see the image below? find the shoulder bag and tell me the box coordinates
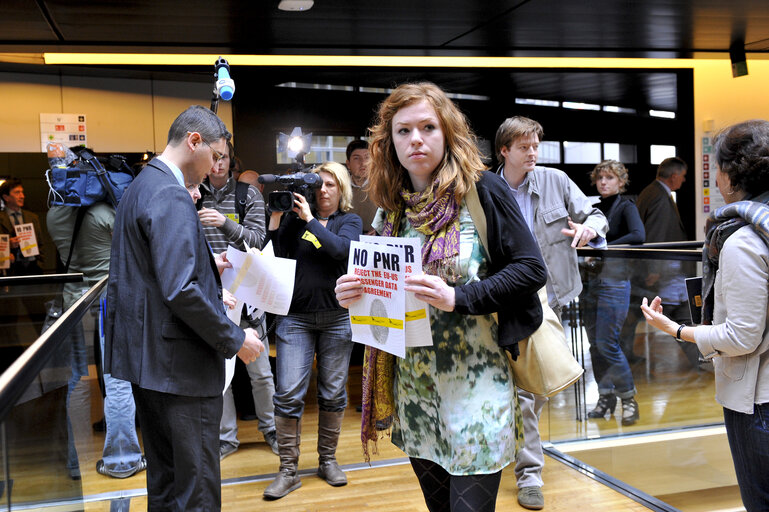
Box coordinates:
[465,182,584,397]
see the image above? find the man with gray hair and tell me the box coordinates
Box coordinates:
[494,116,608,510]
[105,105,265,511]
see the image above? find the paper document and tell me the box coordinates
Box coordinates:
[360,236,432,348]
[347,241,406,358]
[221,242,296,316]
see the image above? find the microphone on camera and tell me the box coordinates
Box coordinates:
[257,174,278,185]
[214,57,235,101]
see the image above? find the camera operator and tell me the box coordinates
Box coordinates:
[262,161,361,500]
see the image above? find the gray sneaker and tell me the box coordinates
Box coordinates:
[264,429,279,455]
[518,486,544,510]
[219,443,238,461]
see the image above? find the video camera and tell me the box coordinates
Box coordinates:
[257,171,322,212]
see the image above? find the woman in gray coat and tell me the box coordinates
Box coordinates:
[641,119,769,511]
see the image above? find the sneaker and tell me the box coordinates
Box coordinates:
[96,456,147,479]
[518,486,544,510]
[264,430,279,455]
[219,443,238,461]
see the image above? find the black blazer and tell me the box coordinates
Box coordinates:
[454,171,547,353]
[104,158,244,398]
[636,180,687,242]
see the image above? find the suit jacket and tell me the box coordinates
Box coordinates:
[635,180,687,242]
[0,208,45,265]
[104,158,244,398]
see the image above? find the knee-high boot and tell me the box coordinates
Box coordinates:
[263,416,302,499]
[317,410,347,486]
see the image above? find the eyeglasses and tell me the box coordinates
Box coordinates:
[201,139,225,163]
[188,131,225,162]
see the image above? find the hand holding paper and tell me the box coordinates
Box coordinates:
[404,274,455,312]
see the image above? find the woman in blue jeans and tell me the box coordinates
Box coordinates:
[262,161,362,500]
[581,160,645,425]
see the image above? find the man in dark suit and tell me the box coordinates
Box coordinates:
[0,178,45,276]
[624,157,700,367]
[105,105,264,511]
[635,156,688,243]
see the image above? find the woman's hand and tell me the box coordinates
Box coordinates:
[293,192,313,223]
[335,274,364,308]
[640,296,679,336]
[198,207,227,228]
[405,274,455,312]
[268,210,283,231]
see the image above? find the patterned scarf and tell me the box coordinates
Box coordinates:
[361,178,461,461]
[702,191,769,324]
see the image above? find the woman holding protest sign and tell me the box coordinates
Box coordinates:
[334,82,546,512]
[262,161,361,500]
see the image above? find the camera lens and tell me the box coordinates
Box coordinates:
[269,191,294,212]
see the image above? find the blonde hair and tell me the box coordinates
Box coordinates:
[315,161,353,212]
[367,82,485,212]
[590,160,629,193]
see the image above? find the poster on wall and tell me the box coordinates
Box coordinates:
[702,135,725,214]
[40,113,87,153]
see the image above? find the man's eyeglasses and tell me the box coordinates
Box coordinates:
[201,139,225,163]
[188,131,225,162]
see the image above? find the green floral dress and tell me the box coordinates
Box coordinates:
[391,204,523,475]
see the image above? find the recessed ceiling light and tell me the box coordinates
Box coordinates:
[278,0,314,11]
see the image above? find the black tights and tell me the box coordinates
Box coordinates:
[409,457,502,512]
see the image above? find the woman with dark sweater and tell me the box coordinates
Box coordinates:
[582,160,645,425]
[262,161,362,499]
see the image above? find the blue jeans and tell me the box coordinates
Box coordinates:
[581,277,636,398]
[724,404,769,511]
[274,310,353,418]
[220,337,276,448]
[99,299,143,474]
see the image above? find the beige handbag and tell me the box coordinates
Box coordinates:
[465,183,584,397]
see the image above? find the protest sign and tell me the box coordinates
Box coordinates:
[14,223,39,257]
[360,236,432,347]
[347,240,406,358]
[0,234,10,269]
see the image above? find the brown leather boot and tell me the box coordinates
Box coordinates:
[317,410,347,486]
[263,416,302,499]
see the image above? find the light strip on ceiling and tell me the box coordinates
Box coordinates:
[42,53,706,69]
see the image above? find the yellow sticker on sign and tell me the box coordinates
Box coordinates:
[350,315,404,330]
[301,230,322,248]
[405,309,426,321]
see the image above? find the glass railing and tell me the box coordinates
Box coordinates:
[541,243,744,511]
[0,274,104,511]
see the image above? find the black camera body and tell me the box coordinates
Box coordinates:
[258,171,322,212]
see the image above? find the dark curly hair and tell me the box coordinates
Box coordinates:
[714,120,769,197]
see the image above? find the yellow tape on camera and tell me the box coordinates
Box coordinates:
[350,315,404,330]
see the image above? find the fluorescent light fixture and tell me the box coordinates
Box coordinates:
[42,54,703,69]
[278,0,314,11]
[649,109,676,119]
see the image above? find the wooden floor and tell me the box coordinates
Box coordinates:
[3,324,745,511]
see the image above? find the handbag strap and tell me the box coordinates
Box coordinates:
[464,182,490,263]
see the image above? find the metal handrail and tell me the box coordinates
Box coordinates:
[0,276,107,423]
[0,273,85,286]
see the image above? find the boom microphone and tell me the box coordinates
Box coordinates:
[214,57,235,101]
